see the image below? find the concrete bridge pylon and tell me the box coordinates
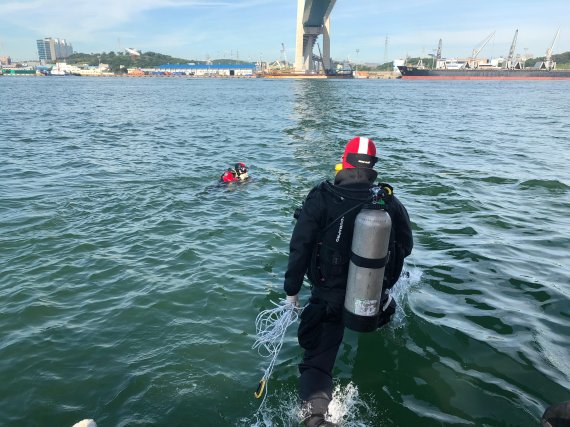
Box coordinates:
[294,0,337,74]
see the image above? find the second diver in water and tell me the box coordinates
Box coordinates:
[220,162,249,183]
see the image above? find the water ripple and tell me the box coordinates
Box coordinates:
[1,77,569,426]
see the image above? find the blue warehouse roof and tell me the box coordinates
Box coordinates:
[158,63,256,70]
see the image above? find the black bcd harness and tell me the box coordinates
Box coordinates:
[294,181,396,290]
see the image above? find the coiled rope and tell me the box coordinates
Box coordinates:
[252,300,302,406]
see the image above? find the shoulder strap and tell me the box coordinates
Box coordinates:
[293,182,325,219]
[322,200,367,233]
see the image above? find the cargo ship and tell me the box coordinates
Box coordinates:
[397,65,570,80]
[398,29,570,80]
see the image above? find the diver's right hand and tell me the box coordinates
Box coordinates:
[285,294,299,308]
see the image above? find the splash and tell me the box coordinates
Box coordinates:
[240,382,378,427]
[239,388,299,427]
[325,382,378,426]
[388,266,423,329]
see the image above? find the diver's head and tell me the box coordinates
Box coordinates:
[234,162,249,180]
[341,137,378,169]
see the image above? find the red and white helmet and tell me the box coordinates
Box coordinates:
[235,162,248,176]
[341,137,378,169]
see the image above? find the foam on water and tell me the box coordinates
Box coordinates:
[240,388,298,427]
[388,266,423,329]
[535,330,570,383]
[325,383,378,426]
[242,382,378,427]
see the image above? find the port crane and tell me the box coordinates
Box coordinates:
[469,31,495,68]
[427,39,442,68]
[316,42,327,74]
[434,38,442,68]
[269,43,292,70]
[436,38,442,60]
[544,28,560,70]
[504,29,519,69]
[472,31,495,58]
[280,43,289,68]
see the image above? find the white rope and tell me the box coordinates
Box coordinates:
[252,300,302,407]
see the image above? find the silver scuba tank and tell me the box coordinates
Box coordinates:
[343,188,392,332]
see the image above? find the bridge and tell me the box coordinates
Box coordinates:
[294,0,337,74]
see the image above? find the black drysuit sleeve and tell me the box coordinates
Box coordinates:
[283,187,324,296]
[383,194,414,288]
[391,195,413,257]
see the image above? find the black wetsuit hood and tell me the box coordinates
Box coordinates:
[333,168,377,187]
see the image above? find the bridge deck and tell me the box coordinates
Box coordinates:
[304,0,335,26]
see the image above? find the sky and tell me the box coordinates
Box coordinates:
[0,0,569,63]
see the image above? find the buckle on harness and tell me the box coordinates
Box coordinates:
[370,186,387,206]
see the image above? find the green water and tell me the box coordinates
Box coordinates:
[1,77,569,426]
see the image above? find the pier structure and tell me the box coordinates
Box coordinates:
[294,0,336,74]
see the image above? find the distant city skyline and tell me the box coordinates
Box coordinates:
[36,37,74,62]
[0,0,568,63]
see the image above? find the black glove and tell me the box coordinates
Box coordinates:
[377,294,396,329]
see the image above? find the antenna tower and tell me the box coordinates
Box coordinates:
[384,35,389,64]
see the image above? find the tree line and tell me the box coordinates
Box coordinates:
[66,51,250,73]
[65,50,569,73]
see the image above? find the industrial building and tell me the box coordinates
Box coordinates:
[36,38,74,62]
[153,63,257,76]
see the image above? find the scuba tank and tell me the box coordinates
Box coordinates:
[343,186,392,332]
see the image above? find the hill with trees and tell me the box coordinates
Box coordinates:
[66,51,251,73]
[65,49,570,73]
[66,51,200,72]
[525,51,570,69]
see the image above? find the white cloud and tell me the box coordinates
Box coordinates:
[0,0,280,35]
[0,0,285,58]
[0,1,43,13]
[1,0,568,62]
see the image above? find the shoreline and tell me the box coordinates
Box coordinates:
[1,72,401,79]
[2,64,400,80]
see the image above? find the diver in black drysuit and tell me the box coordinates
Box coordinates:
[283,147,413,426]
